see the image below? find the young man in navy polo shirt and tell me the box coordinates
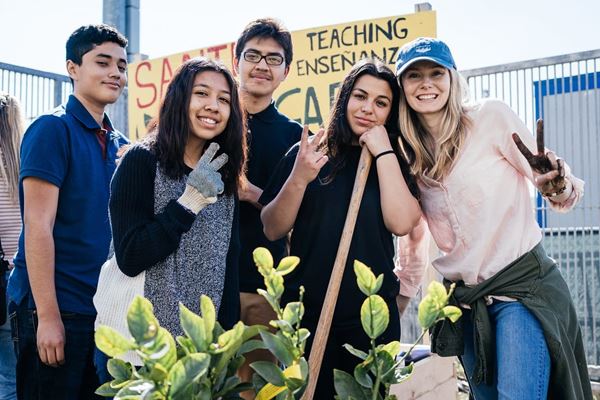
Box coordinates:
[233,18,303,397]
[8,24,129,399]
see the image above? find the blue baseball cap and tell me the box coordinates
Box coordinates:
[395,37,457,77]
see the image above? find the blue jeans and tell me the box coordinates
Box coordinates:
[461,301,550,400]
[10,301,101,399]
[0,274,17,400]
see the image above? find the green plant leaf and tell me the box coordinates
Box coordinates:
[297,328,310,344]
[360,295,389,339]
[354,260,377,296]
[199,295,216,343]
[282,301,304,326]
[373,274,384,294]
[276,256,300,276]
[342,344,368,361]
[259,330,294,366]
[393,362,414,385]
[95,381,119,397]
[127,296,160,344]
[253,247,274,276]
[417,295,439,329]
[353,363,373,388]
[427,281,448,307]
[95,326,136,357]
[139,327,177,370]
[179,302,207,352]
[239,339,267,355]
[227,354,246,376]
[266,272,285,299]
[442,305,462,323]
[270,319,295,335]
[333,369,368,400]
[109,379,130,390]
[176,336,196,355]
[378,351,401,385]
[284,376,305,392]
[114,379,156,399]
[106,358,133,381]
[250,361,286,386]
[167,353,210,398]
[241,324,268,342]
[214,321,245,354]
[148,362,169,382]
[381,341,402,359]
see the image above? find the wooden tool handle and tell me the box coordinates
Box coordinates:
[302,146,373,400]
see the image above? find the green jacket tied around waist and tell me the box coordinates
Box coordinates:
[430,242,592,400]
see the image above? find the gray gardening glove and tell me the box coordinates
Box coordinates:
[177,142,229,214]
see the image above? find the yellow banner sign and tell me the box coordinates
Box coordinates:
[127,11,436,140]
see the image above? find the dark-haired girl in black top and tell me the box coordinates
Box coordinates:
[259,58,421,398]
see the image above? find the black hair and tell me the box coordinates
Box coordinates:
[234,18,293,66]
[145,57,246,196]
[66,24,128,65]
[324,58,418,196]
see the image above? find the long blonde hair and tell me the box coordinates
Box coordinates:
[0,92,24,202]
[398,69,472,181]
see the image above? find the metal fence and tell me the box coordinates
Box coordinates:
[0,61,128,133]
[401,49,600,366]
[0,62,72,123]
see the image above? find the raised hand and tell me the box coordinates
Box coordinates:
[178,142,228,214]
[290,125,328,186]
[512,119,566,197]
[358,125,393,157]
[187,142,228,198]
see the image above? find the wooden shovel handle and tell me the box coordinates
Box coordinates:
[302,146,373,400]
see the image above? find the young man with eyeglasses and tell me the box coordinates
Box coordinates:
[233,18,302,397]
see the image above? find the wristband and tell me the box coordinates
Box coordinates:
[374,149,395,161]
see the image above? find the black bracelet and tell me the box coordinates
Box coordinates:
[374,149,395,161]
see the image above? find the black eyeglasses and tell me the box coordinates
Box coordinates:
[243,50,285,66]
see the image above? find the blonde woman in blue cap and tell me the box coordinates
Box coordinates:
[393,37,591,400]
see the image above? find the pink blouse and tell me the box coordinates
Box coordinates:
[395,99,584,297]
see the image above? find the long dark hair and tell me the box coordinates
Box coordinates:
[324,58,416,196]
[145,57,246,196]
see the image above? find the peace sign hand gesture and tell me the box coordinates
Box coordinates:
[512,119,567,198]
[290,125,328,186]
[188,142,228,198]
[178,142,228,214]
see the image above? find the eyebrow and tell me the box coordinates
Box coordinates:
[192,83,231,95]
[353,87,391,102]
[96,53,128,65]
[245,48,284,57]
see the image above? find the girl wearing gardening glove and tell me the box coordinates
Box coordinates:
[93,58,246,382]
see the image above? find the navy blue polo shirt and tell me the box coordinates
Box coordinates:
[239,102,302,292]
[9,95,129,315]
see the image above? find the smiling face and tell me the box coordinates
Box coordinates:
[400,60,451,118]
[346,74,393,137]
[67,41,127,108]
[187,70,231,149]
[234,37,289,99]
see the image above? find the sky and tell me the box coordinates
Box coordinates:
[2,0,599,76]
